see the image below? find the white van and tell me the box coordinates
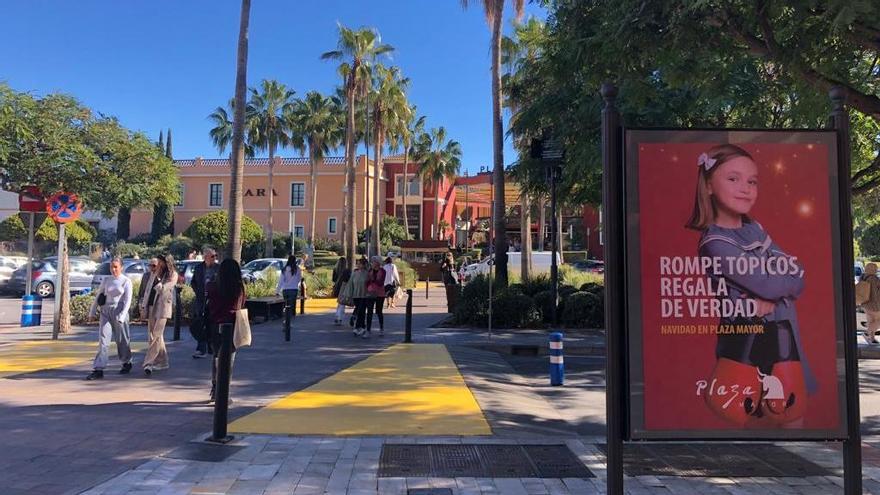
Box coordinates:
[461,251,563,282]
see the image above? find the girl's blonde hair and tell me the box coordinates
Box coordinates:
[685,144,754,230]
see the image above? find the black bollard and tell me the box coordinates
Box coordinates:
[299,280,306,315]
[425,278,429,299]
[284,302,291,342]
[405,289,413,343]
[207,322,234,443]
[173,286,182,341]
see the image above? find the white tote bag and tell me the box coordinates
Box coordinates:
[233,308,252,348]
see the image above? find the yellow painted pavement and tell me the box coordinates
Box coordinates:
[229,344,491,436]
[0,340,146,378]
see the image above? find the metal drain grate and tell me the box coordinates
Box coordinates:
[595,443,833,477]
[379,444,594,478]
[162,442,246,462]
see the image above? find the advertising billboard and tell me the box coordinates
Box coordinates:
[625,129,847,440]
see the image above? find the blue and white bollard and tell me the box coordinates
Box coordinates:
[550,331,564,386]
[21,294,42,327]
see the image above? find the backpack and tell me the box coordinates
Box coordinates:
[856,279,871,306]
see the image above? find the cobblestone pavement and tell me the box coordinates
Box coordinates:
[80,434,880,495]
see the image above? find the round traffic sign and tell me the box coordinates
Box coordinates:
[46,192,83,224]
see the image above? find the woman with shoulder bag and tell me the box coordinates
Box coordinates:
[383,257,400,309]
[85,257,134,380]
[332,257,352,325]
[142,253,178,376]
[206,258,247,402]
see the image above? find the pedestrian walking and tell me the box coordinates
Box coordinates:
[142,253,178,376]
[277,255,302,329]
[861,262,880,344]
[349,258,369,337]
[365,256,387,337]
[137,257,159,320]
[206,258,247,402]
[332,257,351,325]
[383,256,400,309]
[85,257,133,380]
[189,248,218,358]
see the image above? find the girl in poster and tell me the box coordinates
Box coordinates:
[686,144,815,428]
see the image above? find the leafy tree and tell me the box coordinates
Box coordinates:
[183,210,264,261]
[322,24,394,267]
[248,79,296,256]
[151,128,174,242]
[414,127,462,239]
[379,215,410,248]
[287,91,344,250]
[0,215,27,242]
[860,222,880,257]
[36,218,94,249]
[0,84,178,336]
[460,0,526,287]
[388,109,425,237]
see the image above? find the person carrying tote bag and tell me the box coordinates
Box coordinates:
[206,258,247,403]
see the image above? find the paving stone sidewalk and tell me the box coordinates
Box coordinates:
[80,434,880,495]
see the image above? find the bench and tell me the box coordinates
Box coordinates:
[245,297,286,323]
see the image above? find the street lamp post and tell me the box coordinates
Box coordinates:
[531,135,564,325]
[288,208,296,255]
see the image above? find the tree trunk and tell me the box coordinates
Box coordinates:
[402,145,409,237]
[537,196,545,251]
[372,131,382,256]
[521,192,532,280]
[491,1,507,287]
[344,87,357,268]
[556,207,564,265]
[116,207,131,241]
[265,142,275,257]
[227,0,250,262]
[435,183,441,240]
[58,237,70,334]
[308,146,319,250]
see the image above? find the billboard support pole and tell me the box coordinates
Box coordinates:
[601,83,625,495]
[830,86,862,495]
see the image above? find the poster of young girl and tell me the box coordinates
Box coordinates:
[625,130,847,440]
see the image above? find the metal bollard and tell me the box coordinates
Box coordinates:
[299,281,306,315]
[20,294,42,327]
[425,278,429,299]
[173,286,182,341]
[207,322,234,443]
[550,332,564,386]
[404,289,413,343]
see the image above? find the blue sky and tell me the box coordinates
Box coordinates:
[1,0,546,175]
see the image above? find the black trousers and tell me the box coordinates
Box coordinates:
[366,297,384,332]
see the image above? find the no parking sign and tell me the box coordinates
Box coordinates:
[45,192,83,224]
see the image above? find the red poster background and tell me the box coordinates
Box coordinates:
[638,141,841,431]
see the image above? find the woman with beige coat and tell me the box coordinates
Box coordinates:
[142,253,178,375]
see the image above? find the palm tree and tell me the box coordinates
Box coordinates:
[287,91,344,250]
[226,0,251,262]
[322,24,394,266]
[414,127,462,240]
[208,99,256,158]
[388,108,425,239]
[460,0,525,286]
[247,79,296,257]
[370,65,411,255]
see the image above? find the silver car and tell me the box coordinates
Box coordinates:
[91,259,149,291]
[8,260,93,297]
[241,258,285,283]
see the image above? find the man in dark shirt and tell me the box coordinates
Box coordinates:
[190,247,218,358]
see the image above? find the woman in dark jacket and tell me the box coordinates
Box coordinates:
[206,258,246,402]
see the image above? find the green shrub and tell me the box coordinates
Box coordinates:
[561,291,603,328]
[36,218,94,248]
[70,294,95,324]
[491,292,539,328]
[305,268,333,297]
[533,290,558,323]
[580,282,603,294]
[556,284,579,317]
[0,215,27,242]
[184,211,263,260]
[454,274,492,326]
[114,241,147,258]
[521,274,552,296]
[144,234,195,260]
[313,237,343,254]
[559,264,602,289]
[861,223,880,257]
[505,283,526,296]
[246,269,280,298]
[129,232,152,245]
[394,260,417,289]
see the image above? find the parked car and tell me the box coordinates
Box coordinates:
[461,251,563,282]
[175,260,202,286]
[43,256,98,275]
[91,259,148,291]
[9,260,93,297]
[241,258,285,283]
[855,261,865,285]
[572,259,605,274]
[0,256,20,289]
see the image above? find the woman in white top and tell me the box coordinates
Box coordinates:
[86,257,133,380]
[383,257,401,309]
[277,255,303,319]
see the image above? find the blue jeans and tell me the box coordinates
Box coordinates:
[282,289,298,316]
